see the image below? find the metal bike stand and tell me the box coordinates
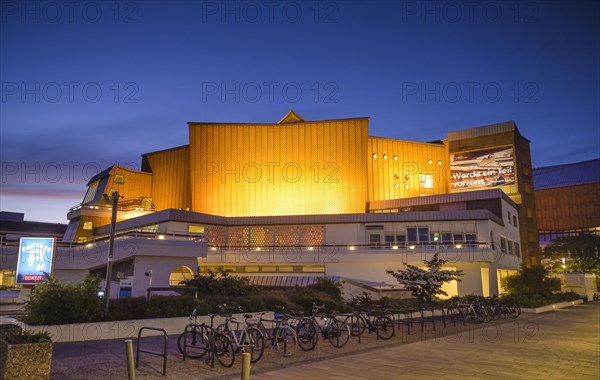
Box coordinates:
[136,326,168,376]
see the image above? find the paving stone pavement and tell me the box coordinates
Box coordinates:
[49,302,599,379]
[255,303,600,380]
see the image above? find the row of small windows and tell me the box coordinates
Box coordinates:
[370,227,477,245]
[372,154,443,167]
[500,237,520,257]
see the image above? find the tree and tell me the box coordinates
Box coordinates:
[501,265,561,296]
[543,233,600,275]
[386,253,464,303]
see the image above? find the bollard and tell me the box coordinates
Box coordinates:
[125,339,136,380]
[241,352,251,380]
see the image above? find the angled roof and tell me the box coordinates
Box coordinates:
[533,158,600,190]
[278,110,305,124]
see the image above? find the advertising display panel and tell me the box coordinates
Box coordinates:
[450,146,515,191]
[16,237,55,284]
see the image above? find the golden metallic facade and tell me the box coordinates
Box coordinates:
[367,137,448,201]
[142,145,191,211]
[188,117,369,216]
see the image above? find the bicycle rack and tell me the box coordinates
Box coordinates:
[136,326,168,376]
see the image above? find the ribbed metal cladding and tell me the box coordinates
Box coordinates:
[367,137,448,202]
[144,146,191,211]
[188,119,369,217]
[447,121,516,141]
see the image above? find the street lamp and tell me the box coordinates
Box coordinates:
[103,191,122,312]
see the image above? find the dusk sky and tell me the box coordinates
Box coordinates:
[1,0,599,224]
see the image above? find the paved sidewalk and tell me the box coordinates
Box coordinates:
[49,303,599,379]
[256,303,600,380]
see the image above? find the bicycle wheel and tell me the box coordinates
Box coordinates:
[178,327,209,359]
[213,332,235,368]
[273,326,297,357]
[326,319,350,348]
[374,316,395,340]
[296,320,318,351]
[508,303,521,319]
[344,314,367,337]
[244,327,265,363]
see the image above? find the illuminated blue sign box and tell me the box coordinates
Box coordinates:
[16,237,55,285]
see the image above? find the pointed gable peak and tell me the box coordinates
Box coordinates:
[278,110,305,124]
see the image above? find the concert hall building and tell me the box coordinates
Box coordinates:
[3,111,540,298]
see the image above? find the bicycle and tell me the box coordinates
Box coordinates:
[177,308,235,368]
[216,307,265,363]
[295,303,350,351]
[250,310,298,357]
[343,309,395,340]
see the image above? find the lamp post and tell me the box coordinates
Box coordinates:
[103,191,122,312]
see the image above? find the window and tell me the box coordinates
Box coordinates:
[512,215,518,227]
[419,174,433,189]
[507,211,511,225]
[418,227,429,242]
[514,243,521,257]
[396,235,406,243]
[453,233,464,243]
[465,234,477,244]
[508,240,514,255]
[385,235,395,244]
[430,232,440,242]
[188,225,205,234]
[442,232,453,244]
[527,207,534,218]
[500,237,507,254]
[82,221,93,230]
[369,234,381,248]
[82,180,99,204]
[407,228,417,242]
[114,174,124,184]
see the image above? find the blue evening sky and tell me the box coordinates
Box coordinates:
[1,0,598,223]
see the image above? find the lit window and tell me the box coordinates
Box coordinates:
[419,174,433,189]
[114,175,124,184]
[82,221,93,230]
[188,225,205,234]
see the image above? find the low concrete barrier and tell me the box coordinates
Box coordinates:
[2,312,273,343]
[521,298,584,314]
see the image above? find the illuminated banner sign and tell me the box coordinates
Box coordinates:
[16,237,55,285]
[450,146,515,191]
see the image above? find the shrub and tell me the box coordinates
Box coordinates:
[182,268,258,297]
[500,291,581,308]
[24,274,103,325]
[107,297,148,321]
[3,329,52,344]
